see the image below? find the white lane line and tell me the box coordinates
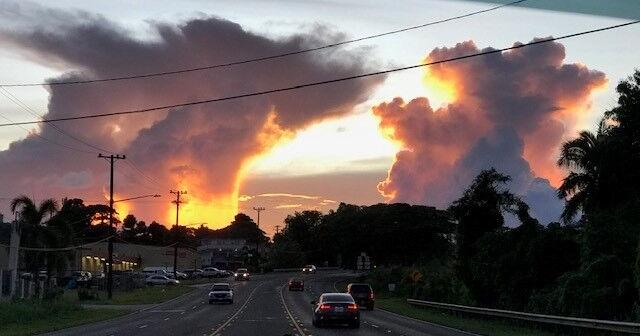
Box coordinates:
[138,324,148,329]
[208,282,264,336]
[164,317,171,321]
[280,284,308,336]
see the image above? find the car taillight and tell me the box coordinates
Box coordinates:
[369,292,374,299]
[347,303,358,311]
[319,304,331,311]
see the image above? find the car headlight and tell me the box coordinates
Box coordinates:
[234,273,238,277]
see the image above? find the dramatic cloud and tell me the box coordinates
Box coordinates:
[0,4,383,227]
[374,39,605,224]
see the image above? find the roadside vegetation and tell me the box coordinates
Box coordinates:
[0,300,127,336]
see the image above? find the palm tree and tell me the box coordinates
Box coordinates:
[10,196,59,275]
[557,128,607,223]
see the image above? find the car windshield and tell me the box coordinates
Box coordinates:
[304,265,313,268]
[322,294,354,303]
[237,268,248,273]
[350,284,372,293]
[212,284,230,291]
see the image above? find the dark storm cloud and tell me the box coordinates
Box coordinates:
[374,39,605,224]
[0,3,383,225]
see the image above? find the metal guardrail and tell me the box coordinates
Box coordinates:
[407,298,640,334]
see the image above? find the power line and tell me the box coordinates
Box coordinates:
[0,87,166,192]
[0,20,636,127]
[0,109,95,154]
[0,0,527,88]
[0,87,112,153]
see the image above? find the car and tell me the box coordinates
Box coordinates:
[234,268,250,281]
[208,283,234,304]
[311,293,360,328]
[347,283,375,310]
[302,265,317,274]
[184,269,204,278]
[288,279,304,291]
[146,275,180,286]
[203,267,225,278]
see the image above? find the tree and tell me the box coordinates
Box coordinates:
[121,214,137,241]
[448,169,523,305]
[10,196,61,275]
[556,129,607,223]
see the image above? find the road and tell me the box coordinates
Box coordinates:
[44,272,477,336]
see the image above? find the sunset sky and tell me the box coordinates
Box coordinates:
[0,0,638,235]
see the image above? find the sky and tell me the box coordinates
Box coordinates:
[0,0,638,235]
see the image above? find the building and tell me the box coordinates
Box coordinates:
[72,242,199,273]
[198,237,252,270]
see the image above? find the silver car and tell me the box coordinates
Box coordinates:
[209,283,233,304]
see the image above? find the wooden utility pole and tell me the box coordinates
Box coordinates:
[98,153,125,299]
[252,206,265,255]
[170,190,186,279]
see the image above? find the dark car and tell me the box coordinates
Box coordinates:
[311,293,360,328]
[234,268,250,281]
[347,283,375,310]
[288,279,304,291]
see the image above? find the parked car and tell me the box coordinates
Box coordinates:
[234,268,250,281]
[302,265,317,274]
[208,283,234,304]
[311,293,360,328]
[288,279,304,291]
[347,283,375,310]
[184,269,204,278]
[203,267,226,278]
[146,275,180,286]
[71,271,92,282]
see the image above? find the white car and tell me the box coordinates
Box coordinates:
[302,265,317,274]
[146,275,180,286]
[208,283,234,304]
[203,267,225,278]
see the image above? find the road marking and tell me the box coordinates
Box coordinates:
[164,317,170,321]
[280,284,308,336]
[148,309,185,313]
[138,324,148,329]
[371,324,380,328]
[209,282,264,336]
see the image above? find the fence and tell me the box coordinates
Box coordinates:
[406,298,640,334]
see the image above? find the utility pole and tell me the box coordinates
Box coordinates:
[170,190,186,279]
[98,153,125,299]
[252,207,265,255]
[274,225,281,235]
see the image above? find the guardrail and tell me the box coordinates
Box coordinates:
[407,298,640,333]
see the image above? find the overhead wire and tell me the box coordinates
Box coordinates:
[0,20,636,127]
[0,0,528,88]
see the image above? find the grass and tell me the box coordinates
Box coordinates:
[64,285,195,305]
[0,300,128,336]
[377,297,557,336]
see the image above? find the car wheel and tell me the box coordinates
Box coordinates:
[350,321,360,329]
[209,300,214,304]
[229,299,234,304]
[368,304,374,311]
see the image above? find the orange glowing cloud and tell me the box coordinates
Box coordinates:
[374,39,605,223]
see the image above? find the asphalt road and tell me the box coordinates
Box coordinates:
[43,272,477,336]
